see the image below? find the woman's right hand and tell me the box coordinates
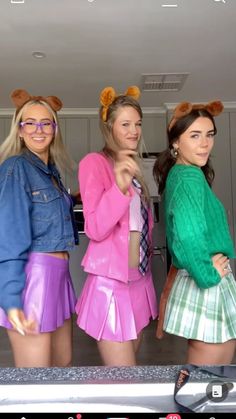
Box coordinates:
[114,150,141,195]
[7,308,37,335]
[212,253,231,278]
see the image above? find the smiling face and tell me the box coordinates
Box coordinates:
[173,116,215,167]
[112,106,142,151]
[19,103,55,164]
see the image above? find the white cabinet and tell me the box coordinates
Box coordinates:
[212,111,235,274]
[89,117,103,152]
[230,111,236,256]
[142,113,167,152]
[59,117,89,192]
[0,118,12,145]
[0,119,4,145]
[212,112,233,231]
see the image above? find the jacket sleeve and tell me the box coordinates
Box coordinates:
[0,167,32,312]
[170,172,221,288]
[78,153,133,242]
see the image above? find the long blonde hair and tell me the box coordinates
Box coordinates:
[0,100,74,174]
[99,95,150,202]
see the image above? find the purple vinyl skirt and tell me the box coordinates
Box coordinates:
[0,252,76,333]
[75,267,158,342]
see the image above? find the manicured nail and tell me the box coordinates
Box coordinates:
[16,327,25,336]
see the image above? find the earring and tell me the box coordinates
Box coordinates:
[170,147,178,159]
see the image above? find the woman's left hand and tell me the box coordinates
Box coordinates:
[7,308,38,335]
[212,253,231,278]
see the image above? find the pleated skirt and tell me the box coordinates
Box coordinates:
[164,269,236,343]
[0,252,76,333]
[76,267,158,342]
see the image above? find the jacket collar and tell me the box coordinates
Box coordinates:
[22,148,58,177]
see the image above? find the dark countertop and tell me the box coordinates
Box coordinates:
[0,364,222,384]
[0,365,235,413]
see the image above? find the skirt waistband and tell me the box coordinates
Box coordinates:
[128,267,147,281]
[27,252,69,268]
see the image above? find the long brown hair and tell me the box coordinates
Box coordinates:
[153,108,217,195]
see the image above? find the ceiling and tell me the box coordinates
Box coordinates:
[0,0,235,111]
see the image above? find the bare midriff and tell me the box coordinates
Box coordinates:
[44,251,69,260]
[128,231,141,268]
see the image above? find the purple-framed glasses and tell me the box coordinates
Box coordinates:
[19,121,57,135]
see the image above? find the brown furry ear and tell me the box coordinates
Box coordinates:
[100,87,116,107]
[100,87,116,122]
[174,102,192,118]
[11,89,31,108]
[124,86,140,100]
[11,89,63,112]
[206,100,224,116]
[45,96,63,112]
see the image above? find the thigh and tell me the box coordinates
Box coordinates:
[187,339,236,365]
[97,339,136,366]
[51,318,73,367]
[133,331,143,353]
[7,329,51,367]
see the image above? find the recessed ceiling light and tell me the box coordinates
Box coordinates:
[87,0,95,3]
[32,51,46,59]
[161,4,178,7]
[11,0,25,3]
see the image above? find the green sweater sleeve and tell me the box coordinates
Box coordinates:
[169,170,221,288]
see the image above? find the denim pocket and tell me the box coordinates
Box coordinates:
[31,187,61,222]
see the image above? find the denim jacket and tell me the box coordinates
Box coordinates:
[0,149,78,312]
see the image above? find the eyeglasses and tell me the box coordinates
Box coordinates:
[19,121,57,135]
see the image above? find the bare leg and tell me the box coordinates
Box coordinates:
[7,329,51,367]
[51,318,73,367]
[97,339,137,366]
[7,318,73,367]
[133,331,143,353]
[187,339,236,365]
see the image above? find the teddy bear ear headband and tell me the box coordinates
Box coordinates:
[11,89,63,113]
[100,86,141,122]
[168,100,224,131]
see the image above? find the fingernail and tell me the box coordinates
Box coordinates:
[16,327,25,336]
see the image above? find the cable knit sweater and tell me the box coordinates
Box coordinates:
[165,164,235,288]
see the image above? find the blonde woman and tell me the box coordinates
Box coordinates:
[75,86,158,366]
[0,89,78,367]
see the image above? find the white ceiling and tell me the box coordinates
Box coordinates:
[0,0,235,110]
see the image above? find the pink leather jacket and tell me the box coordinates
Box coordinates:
[78,152,154,283]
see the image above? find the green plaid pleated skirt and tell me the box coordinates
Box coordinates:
[163,269,236,343]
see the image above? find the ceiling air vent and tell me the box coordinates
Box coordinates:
[141,73,189,91]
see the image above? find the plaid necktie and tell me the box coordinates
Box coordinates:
[132,178,150,275]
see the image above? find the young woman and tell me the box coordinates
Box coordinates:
[153,101,236,365]
[0,89,78,367]
[75,86,158,366]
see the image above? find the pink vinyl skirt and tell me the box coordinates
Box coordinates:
[0,252,76,333]
[75,267,158,342]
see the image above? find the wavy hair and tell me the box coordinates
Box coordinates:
[153,108,217,195]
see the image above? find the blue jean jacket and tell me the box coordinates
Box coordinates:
[0,149,78,312]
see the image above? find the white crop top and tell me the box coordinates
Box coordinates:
[129,189,143,232]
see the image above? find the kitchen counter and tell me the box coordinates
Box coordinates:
[1,365,235,413]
